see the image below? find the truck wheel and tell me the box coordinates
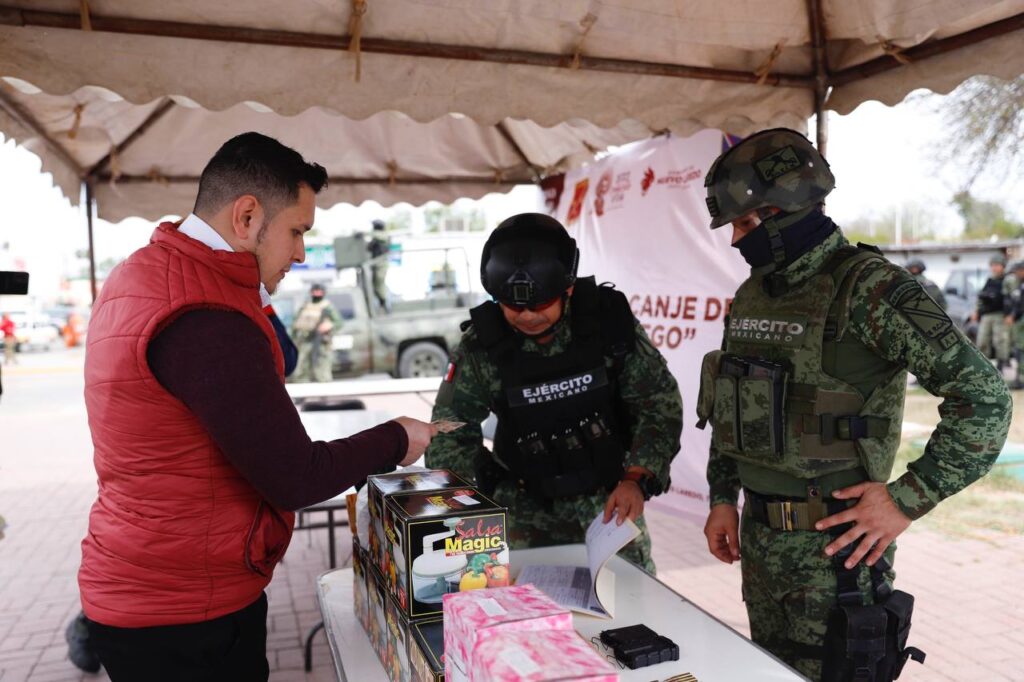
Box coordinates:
[397,342,448,378]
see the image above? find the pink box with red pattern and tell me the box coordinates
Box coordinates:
[442,584,572,682]
[471,630,618,682]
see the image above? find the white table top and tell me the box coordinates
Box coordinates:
[317,544,807,682]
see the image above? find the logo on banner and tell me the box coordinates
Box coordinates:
[641,168,655,195]
[566,178,590,224]
[594,171,613,216]
[593,170,632,216]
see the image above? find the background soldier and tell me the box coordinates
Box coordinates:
[425,213,682,572]
[368,218,391,312]
[904,258,946,310]
[1009,261,1024,390]
[290,283,341,382]
[973,254,1014,371]
[699,129,1010,680]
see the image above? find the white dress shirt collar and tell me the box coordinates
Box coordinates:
[178,214,271,306]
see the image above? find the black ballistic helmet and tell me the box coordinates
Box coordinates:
[481,213,579,307]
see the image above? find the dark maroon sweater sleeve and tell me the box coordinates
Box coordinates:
[146,309,408,511]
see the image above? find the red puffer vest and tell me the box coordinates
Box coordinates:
[79,222,294,627]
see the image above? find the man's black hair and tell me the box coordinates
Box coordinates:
[194,132,328,220]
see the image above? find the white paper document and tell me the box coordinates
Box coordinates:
[517,512,640,618]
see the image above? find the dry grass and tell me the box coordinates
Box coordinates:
[895,389,1024,540]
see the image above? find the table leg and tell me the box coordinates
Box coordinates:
[304,620,325,672]
[327,509,336,569]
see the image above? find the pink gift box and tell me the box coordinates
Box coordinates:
[471,630,619,682]
[443,584,573,681]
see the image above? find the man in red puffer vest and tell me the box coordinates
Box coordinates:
[79,133,437,681]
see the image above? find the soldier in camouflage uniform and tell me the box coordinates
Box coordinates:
[1008,261,1024,390]
[698,129,1010,680]
[426,214,682,573]
[973,254,1015,370]
[904,259,946,310]
[290,283,341,382]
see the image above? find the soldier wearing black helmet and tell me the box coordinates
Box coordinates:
[699,128,1009,681]
[904,259,946,310]
[425,213,683,571]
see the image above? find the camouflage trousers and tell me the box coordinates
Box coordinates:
[491,481,655,574]
[1014,320,1024,381]
[740,511,895,681]
[292,340,334,383]
[977,312,1011,362]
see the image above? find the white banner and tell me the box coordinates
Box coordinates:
[552,131,747,520]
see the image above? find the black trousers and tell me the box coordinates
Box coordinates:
[86,593,269,682]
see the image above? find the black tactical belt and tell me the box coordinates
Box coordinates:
[744,487,851,532]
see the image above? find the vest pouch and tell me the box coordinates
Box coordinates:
[712,375,740,451]
[738,375,785,460]
[553,426,591,474]
[696,350,723,429]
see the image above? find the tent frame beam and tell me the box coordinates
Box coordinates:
[2,6,1020,92]
[0,6,811,88]
[88,97,175,178]
[0,82,85,177]
[95,173,524,187]
[830,12,1024,87]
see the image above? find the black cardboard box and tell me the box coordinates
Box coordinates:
[383,488,509,619]
[367,470,470,577]
[409,617,445,682]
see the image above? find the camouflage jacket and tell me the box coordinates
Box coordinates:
[426,305,683,492]
[708,229,1011,519]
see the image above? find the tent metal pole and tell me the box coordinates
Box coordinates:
[85,180,98,304]
[88,98,175,178]
[806,0,829,155]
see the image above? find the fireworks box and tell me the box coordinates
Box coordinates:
[367,469,470,575]
[352,538,370,633]
[365,560,390,664]
[441,584,573,682]
[470,630,618,682]
[383,487,509,619]
[409,617,445,682]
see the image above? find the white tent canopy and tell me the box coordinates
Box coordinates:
[1,0,1022,223]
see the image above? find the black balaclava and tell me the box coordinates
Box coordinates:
[731,207,837,271]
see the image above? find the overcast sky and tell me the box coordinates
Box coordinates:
[1,88,1021,300]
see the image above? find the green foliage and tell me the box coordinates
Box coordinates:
[424,204,486,233]
[953,191,1024,240]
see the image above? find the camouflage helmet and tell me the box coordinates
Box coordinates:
[906,258,926,273]
[704,128,835,229]
[990,254,1007,266]
[1012,260,1024,272]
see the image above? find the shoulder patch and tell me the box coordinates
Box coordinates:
[885,277,959,353]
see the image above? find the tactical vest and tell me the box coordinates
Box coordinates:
[468,277,635,499]
[293,300,331,333]
[697,246,907,490]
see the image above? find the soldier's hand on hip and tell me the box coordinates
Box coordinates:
[603,481,645,526]
[704,503,740,564]
[391,417,440,467]
[815,481,912,569]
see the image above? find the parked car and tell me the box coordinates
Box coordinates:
[943,267,987,341]
[273,242,485,379]
[8,312,62,351]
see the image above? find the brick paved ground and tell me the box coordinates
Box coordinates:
[1,351,1021,681]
